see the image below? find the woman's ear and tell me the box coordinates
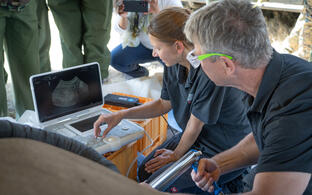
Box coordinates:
[175,41,185,54]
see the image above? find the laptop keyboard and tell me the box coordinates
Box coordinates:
[42,112,144,154]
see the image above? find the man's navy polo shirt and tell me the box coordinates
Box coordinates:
[246,51,312,194]
[161,64,250,157]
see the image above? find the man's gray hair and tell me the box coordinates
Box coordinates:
[184,0,273,69]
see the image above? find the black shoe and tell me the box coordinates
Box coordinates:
[126,66,149,78]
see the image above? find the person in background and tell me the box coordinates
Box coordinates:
[94,7,251,194]
[0,0,40,117]
[36,0,51,73]
[110,0,182,78]
[184,0,312,194]
[47,0,113,80]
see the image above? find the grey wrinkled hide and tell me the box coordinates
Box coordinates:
[0,119,119,173]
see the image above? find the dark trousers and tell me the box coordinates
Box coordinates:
[111,43,161,74]
[36,0,51,73]
[0,1,40,117]
[48,0,113,78]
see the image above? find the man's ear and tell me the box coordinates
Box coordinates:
[221,56,236,76]
[175,41,185,54]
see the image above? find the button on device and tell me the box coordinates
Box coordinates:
[108,137,115,142]
[122,126,129,131]
[103,136,119,143]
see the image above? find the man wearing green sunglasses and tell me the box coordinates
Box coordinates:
[185,0,312,194]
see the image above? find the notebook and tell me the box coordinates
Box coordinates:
[29,62,144,153]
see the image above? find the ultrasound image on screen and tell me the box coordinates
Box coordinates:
[52,77,89,107]
[32,63,103,122]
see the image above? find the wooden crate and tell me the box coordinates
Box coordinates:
[102,92,167,180]
[104,142,138,179]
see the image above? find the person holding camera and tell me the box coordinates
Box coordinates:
[111,0,182,78]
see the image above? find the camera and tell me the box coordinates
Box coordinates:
[123,0,148,12]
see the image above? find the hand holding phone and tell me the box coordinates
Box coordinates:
[123,0,149,13]
[116,1,128,17]
[148,0,160,14]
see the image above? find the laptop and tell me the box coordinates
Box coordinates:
[29,62,144,153]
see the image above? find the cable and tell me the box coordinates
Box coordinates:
[126,114,176,177]
[126,128,154,177]
[161,114,176,136]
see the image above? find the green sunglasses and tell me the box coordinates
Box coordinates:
[198,53,233,61]
[187,50,234,68]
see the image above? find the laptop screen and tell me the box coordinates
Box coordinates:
[30,63,103,123]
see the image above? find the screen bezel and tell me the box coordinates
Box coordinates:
[29,62,103,123]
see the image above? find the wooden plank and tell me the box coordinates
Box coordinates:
[254,2,303,13]
[181,0,304,12]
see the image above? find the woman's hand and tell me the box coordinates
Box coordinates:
[93,111,124,138]
[144,149,178,173]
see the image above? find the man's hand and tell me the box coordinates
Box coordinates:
[145,149,178,173]
[191,158,221,193]
[93,112,124,138]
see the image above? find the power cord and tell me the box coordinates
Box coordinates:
[126,114,176,177]
[126,128,154,177]
[161,114,177,136]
